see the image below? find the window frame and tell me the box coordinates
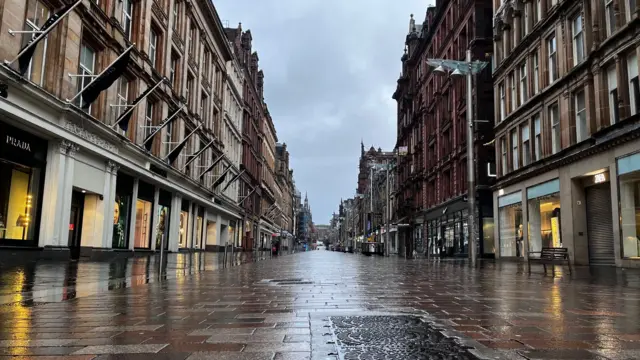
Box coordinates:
[500,137,508,176]
[605,0,615,36]
[149,28,158,68]
[511,128,519,171]
[78,42,97,111]
[519,61,528,103]
[575,90,587,142]
[547,35,558,84]
[23,0,50,86]
[533,51,540,94]
[534,114,542,161]
[572,13,584,66]
[522,123,531,166]
[122,0,133,41]
[549,103,560,154]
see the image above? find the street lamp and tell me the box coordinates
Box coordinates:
[426,49,488,267]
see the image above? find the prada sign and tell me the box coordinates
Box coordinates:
[5,135,32,152]
[0,121,47,165]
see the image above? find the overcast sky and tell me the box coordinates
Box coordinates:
[215,0,424,224]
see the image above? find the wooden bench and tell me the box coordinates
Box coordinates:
[527,247,571,274]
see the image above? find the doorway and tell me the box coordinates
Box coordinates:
[586,183,615,266]
[68,190,85,260]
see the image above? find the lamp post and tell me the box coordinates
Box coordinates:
[426,49,488,267]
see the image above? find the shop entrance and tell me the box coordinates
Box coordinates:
[586,183,615,266]
[68,190,85,260]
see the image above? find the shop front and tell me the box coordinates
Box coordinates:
[526,179,561,254]
[0,121,47,247]
[134,181,155,249]
[497,191,523,258]
[617,152,640,261]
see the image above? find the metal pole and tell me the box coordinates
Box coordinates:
[466,49,477,268]
[159,234,165,276]
[385,166,390,257]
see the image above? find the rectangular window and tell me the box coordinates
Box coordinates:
[572,14,584,65]
[548,35,558,83]
[499,83,506,121]
[186,75,194,107]
[511,129,519,170]
[510,72,517,110]
[170,53,178,88]
[165,121,173,156]
[149,28,158,68]
[522,124,531,166]
[115,77,129,122]
[77,43,96,111]
[628,53,639,116]
[23,0,49,86]
[533,52,540,94]
[534,0,541,23]
[575,91,587,142]
[608,65,619,124]
[606,0,615,36]
[549,103,560,154]
[189,24,197,55]
[519,62,528,103]
[534,114,541,161]
[144,100,154,139]
[628,0,637,23]
[501,137,507,175]
[172,2,179,30]
[524,4,530,34]
[122,0,133,40]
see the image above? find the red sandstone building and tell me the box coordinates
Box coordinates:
[225,25,264,250]
[393,0,496,258]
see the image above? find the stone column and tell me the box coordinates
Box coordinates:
[128,177,139,251]
[168,194,181,252]
[200,208,208,249]
[102,161,118,249]
[187,201,194,249]
[150,187,160,251]
[591,0,601,49]
[39,141,68,247]
[513,11,522,48]
[592,64,606,131]
[58,142,79,246]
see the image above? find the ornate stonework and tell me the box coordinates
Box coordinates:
[59,140,79,156]
[64,120,119,154]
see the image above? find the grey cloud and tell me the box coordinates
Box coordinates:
[216,0,423,221]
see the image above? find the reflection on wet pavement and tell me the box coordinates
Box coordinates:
[0,251,272,305]
[0,252,640,359]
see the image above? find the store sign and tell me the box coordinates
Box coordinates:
[6,135,31,152]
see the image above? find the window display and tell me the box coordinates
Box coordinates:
[499,203,523,257]
[112,194,130,249]
[618,153,640,258]
[0,164,41,242]
[526,179,561,253]
[179,210,188,248]
[155,205,170,250]
[134,199,152,248]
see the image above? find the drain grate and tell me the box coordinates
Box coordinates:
[329,315,479,360]
[268,279,313,285]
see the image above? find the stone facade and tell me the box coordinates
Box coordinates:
[393,0,495,258]
[492,0,640,267]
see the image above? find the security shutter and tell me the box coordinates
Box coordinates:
[586,184,615,266]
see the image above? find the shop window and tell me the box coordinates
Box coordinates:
[112,193,130,249]
[0,162,41,242]
[22,0,50,86]
[618,153,640,258]
[627,53,639,116]
[179,210,188,248]
[498,191,523,257]
[155,205,170,250]
[526,179,561,252]
[134,199,152,248]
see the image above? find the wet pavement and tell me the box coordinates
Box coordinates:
[0,251,640,359]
